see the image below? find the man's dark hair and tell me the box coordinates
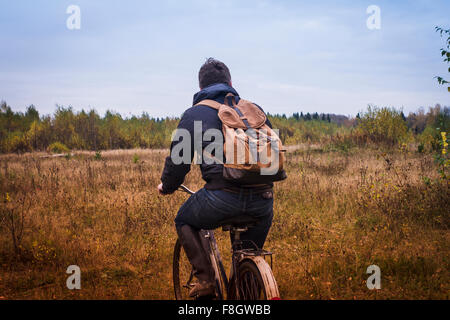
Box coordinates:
[198,58,231,89]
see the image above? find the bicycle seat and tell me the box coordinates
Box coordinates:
[221,215,259,231]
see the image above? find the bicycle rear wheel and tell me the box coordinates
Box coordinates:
[228,258,280,300]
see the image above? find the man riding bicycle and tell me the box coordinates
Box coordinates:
[158,58,285,299]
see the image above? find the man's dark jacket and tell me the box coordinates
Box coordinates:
[160,83,272,194]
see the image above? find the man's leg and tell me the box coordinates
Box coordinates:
[176,224,215,298]
[240,193,274,249]
[239,209,273,249]
[174,188,223,298]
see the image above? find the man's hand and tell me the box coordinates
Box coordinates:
[157,183,166,195]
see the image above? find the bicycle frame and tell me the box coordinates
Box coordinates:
[199,229,228,299]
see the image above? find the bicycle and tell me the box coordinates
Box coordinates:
[173,184,280,300]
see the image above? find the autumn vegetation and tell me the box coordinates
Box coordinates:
[0,100,448,154]
[0,100,448,299]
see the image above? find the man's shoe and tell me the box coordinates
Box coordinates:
[189,280,216,298]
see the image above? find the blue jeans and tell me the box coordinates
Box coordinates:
[174,188,273,249]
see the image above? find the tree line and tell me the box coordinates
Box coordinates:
[0,101,448,154]
[0,102,178,153]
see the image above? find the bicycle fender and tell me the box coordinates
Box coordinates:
[242,256,280,300]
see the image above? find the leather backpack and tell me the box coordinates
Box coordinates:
[195,94,287,184]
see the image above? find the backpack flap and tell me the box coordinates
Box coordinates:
[218,99,266,129]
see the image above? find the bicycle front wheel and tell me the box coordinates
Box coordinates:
[173,238,195,300]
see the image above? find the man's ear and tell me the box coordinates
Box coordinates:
[229,81,233,87]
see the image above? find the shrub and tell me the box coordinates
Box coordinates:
[356,105,409,146]
[47,142,70,154]
[7,134,31,153]
[417,143,425,153]
[94,151,102,160]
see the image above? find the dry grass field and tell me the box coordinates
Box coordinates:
[0,147,448,299]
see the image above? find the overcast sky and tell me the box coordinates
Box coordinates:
[0,0,449,118]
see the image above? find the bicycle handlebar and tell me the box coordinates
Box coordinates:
[178,184,195,195]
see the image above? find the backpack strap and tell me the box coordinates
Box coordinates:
[224,94,252,130]
[194,99,222,110]
[195,97,252,129]
[224,93,238,107]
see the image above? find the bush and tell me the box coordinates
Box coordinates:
[418,109,450,152]
[417,143,425,153]
[326,133,356,153]
[356,105,409,146]
[7,134,31,153]
[94,151,102,160]
[47,142,70,154]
